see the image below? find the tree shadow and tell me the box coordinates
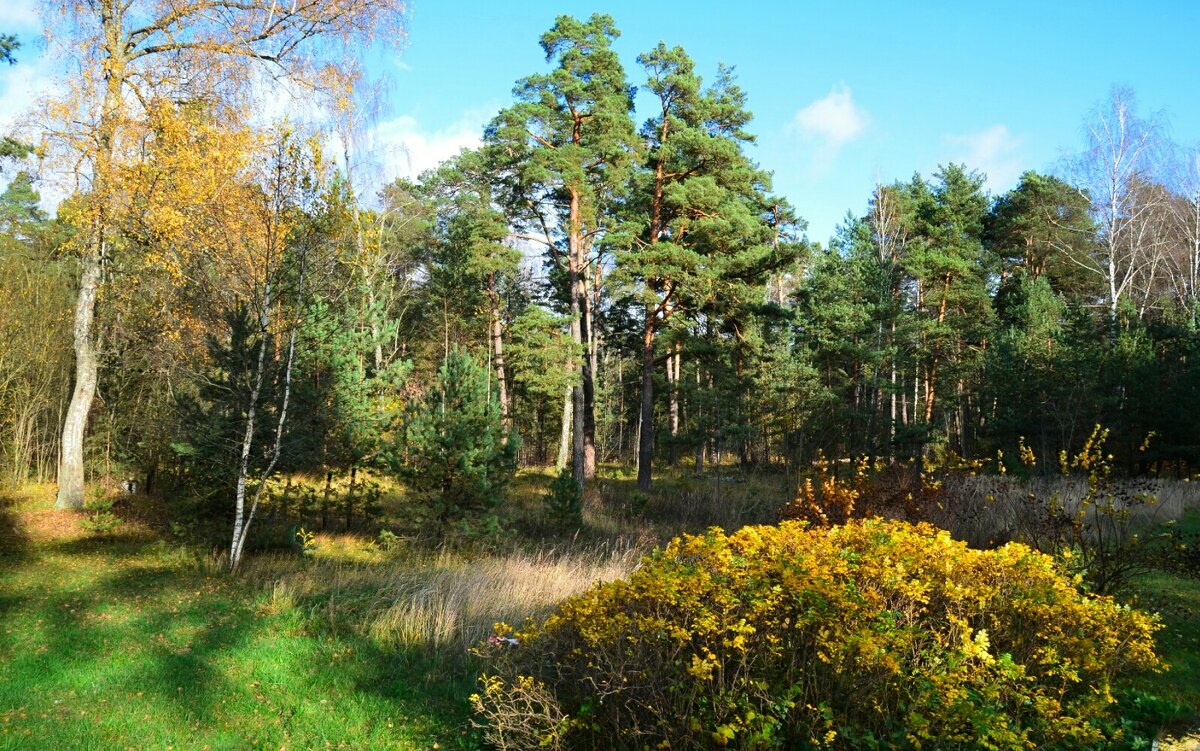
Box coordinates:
[0,493,31,574]
[0,536,460,747]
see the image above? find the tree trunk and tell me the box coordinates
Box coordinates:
[489,283,510,424]
[55,252,101,509]
[568,189,586,488]
[616,354,624,460]
[56,48,125,510]
[694,363,704,477]
[668,341,680,465]
[231,306,299,571]
[556,382,572,472]
[230,282,273,566]
[637,306,655,491]
[581,268,597,479]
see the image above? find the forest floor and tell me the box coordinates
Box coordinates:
[1,471,1199,749]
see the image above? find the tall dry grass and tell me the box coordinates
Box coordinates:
[920,475,1198,549]
[239,538,643,654]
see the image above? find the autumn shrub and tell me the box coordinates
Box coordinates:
[781,452,980,528]
[1001,427,1176,593]
[472,518,1161,751]
[781,452,871,525]
[786,430,1177,594]
[927,428,1178,593]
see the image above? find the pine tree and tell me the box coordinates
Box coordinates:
[398,348,518,533]
[617,46,801,488]
[486,14,637,486]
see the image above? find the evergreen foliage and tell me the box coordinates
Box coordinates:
[545,467,583,528]
[397,348,519,531]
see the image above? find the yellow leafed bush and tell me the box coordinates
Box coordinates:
[472,518,1161,750]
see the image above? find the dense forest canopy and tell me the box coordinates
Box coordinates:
[1,10,1199,554]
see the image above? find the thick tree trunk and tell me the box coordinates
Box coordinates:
[694,363,704,477]
[567,190,586,487]
[55,253,101,509]
[668,342,680,465]
[616,354,624,459]
[556,383,572,471]
[56,45,125,510]
[636,307,655,491]
[889,321,897,441]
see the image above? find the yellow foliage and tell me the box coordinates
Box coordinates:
[474,519,1161,750]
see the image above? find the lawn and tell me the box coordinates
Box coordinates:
[0,495,464,750]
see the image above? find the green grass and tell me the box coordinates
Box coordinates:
[1125,508,1200,727]
[2,471,1197,748]
[0,532,465,750]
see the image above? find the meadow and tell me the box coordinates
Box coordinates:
[1,467,1199,750]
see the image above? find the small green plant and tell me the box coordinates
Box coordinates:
[545,469,582,529]
[295,527,317,557]
[376,528,402,554]
[80,486,123,535]
[623,489,649,520]
[361,481,384,524]
[296,485,319,522]
[455,513,505,544]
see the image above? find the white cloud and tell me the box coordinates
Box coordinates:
[0,43,64,207]
[944,124,1024,191]
[0,0,39,29]
[0,62,56,132]
[0,0,54,134]
[790,84,869,173]
[371,111,485,183]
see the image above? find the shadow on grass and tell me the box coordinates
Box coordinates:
[0,535,463,749]
[0,494,31,573]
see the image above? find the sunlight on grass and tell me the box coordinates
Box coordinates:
[243,542,642,653]
[0,536,459,750]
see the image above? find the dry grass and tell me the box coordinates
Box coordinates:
[239,538,643,654]
[917,475,1200,549]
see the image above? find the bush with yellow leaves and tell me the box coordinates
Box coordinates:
[472,518,1160,750]
[781,451,985,529]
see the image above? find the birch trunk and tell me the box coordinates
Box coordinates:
[556,382,572,471]
[56,39,125,510]
[55,253,101,509]
[230,282,273,568]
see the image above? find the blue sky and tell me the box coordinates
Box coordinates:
[3,0,1199,244]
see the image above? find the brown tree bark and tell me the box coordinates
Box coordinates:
[636,306,655,491]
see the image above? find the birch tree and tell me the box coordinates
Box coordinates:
[1068,88,1167,322]
[1164,146,1200,322]
[228,129,332,571]
[35,0,406,510]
